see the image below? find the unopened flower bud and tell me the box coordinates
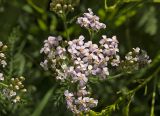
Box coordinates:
[17,82,22,86]
[13,96,20,103]
[56,4,62,9]
[15,85,19,90]
[59,10,63,14]
[71,7,74,12]
[22,89,27,92]
[9,84,13,88]
[130,60,134,63]
[63,4,67,10]
[15,78,19,82]
[68,4,72,9]
[19,76,25,81]
[11,78,14,82]
[2,45,7,51]
[19,84,24,88]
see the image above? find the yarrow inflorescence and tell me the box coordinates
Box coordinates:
[40,8,151,114]
[40,32,120,113]
[0,41,27,103]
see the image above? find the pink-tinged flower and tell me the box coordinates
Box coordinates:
[88,98,98,108]
[111,55,120,66]
[133,47,140,54]
[64,90,74,99]
[40,60,48,70]
[76,72,88,86]
[77,8,106,31]
[77,86,90,97]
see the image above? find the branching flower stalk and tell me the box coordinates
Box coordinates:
[150,75,157,116]
[62,13,70,41]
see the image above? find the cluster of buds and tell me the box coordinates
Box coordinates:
[0,41,7,81]
[50,0,77,14]
[120,47,151,72]
[2,76,27,103]
[77,8,106,31]
[0,41,26,103]
[0,41,7,69]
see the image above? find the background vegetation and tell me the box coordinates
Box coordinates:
[0,0,160,116]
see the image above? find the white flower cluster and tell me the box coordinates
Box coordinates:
[77,8,106,31]
[64,89,98,114]
[40,36,66,71]
[120,47,152,72]
[2,77,27,103]
[67,35,120,82]
[40,34,120,114]
[3,89,20,103]
[125,47,151,65]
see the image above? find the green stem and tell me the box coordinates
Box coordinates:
[9,39,14,78]
[125,15,131,50]
[89,73,125,84]
[88,29,92,41]
[0,82,8,87]
[129,68,160,94]
[107,73,125,80]
[105,0,107,10]
[62,13,70,41]
[91,67,160,116]
[150,76,157,116]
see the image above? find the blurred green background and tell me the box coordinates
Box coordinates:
[0,0,160,116]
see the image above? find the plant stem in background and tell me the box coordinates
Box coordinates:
[89,67,160,116]
[62,13,70,41]
[0,82,8,87]
[150,75,157,116]
[88,29,94,41]
[8,35,15,78]
[107,73,125,80]
[126,16,132,50]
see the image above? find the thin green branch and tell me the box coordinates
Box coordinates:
[89,73,125,84]
[128,68,159,94]
[150,76,157,116]
[107,73,125,80]
[0,82,8,88]
[62,13,70,41]
[90,67,160,116]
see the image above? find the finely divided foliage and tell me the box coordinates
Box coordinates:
[40,8,151,114]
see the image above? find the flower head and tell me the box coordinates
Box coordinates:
[77,8,106,31]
